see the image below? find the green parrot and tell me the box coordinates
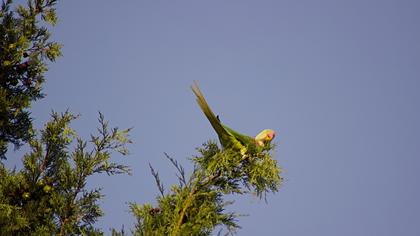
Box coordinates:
[191,81,276,155]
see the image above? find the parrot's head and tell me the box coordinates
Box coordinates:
[255,129,276,147]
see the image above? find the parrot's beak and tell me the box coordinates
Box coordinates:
[266,132,275,141]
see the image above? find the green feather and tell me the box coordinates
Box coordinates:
[222,125,255,147]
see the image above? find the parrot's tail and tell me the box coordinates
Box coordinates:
[191,81,229,139]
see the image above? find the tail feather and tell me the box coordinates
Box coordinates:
[191,81,230,145]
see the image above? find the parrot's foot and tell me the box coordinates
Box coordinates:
[240,148,250,161]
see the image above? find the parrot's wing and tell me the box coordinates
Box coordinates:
[191,81,243,149]
[222,124,255,147]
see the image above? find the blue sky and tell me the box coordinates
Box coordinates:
[6,0,420,235]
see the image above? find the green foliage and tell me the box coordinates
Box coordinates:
[130,142,282,235]
[0,0,62,159]
[193,141,281,199]
[0,111,132,235]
